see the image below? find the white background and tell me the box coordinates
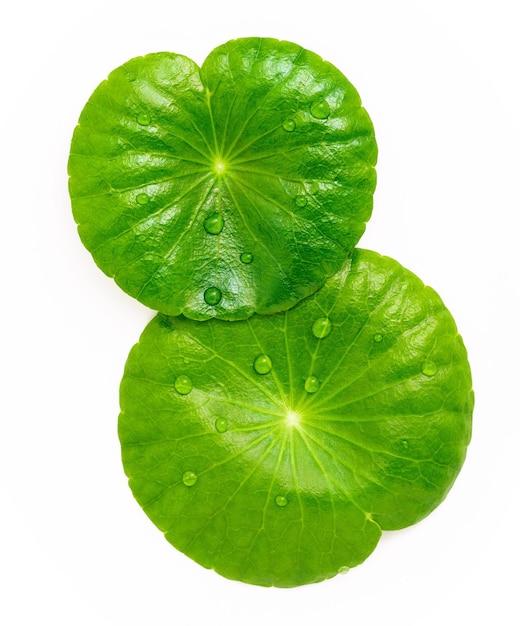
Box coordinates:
[2,1,519,624]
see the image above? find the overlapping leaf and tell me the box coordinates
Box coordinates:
[68,38,376,319]
[119,250,473,587]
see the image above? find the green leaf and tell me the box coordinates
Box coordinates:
[68,38,377,320]
[119,249,473,587]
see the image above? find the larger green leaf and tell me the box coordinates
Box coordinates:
[69,38,377,319]
[119,249,473,587]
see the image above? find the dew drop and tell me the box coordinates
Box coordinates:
[310,99,330,119]
[182,470,198,487]
[401,439,409,450]
[338,565,350,575]
[253,354,272,375]
[136,112,150,126]
[215,417,228,433]
[136,192,149,205]
[295,195,308,207]
[305,375,320,393]
[422,360,437,377]
[312,317,332,339]
[204,286,222,306]
[203,212,224,235]
[282,118,296,132]
[240,252,254,264]
[174,374,193,395]
[373,333,383,343]
[275,495,288,507]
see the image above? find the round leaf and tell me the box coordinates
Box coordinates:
[119,250,473,587]
[68,38,377,319]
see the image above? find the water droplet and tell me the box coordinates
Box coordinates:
[422,360,437,377]
[282,118,296,132]
[253,354,272,375]
[305,375,320,393]
[310,99,330,119]
[136,192,149,205]
[136,112,150,126]
[295,195,308,207]
[240,252,253,264]
[401,439,409,450]
[204,286,222,306]
[312,317,332,339]
[203,212,224,235]
[373,333,383,343]
[182,470,198,487]
[275,495,288,507]
[174,374,193,395]
[338,565,350,575]
[127,73,137,82]
[215,417,228,433]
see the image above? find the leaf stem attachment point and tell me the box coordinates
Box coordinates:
[285,410,301,427]
[213,158,227,176]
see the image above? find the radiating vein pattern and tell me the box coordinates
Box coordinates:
[69,37,377,319]
[119,249,473,587]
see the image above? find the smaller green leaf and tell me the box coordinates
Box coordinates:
[68,38,377,319]
[119,249,473,587]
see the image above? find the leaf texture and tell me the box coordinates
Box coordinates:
[119,249,473,587]
[69,38,377,319]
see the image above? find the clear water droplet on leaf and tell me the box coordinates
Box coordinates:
[215,417,228,433]
[305,375,320,393]
[136,112,150,126]
[174,374,193,395]
[422,360,437,377]
[136,192,149,205]
[182,470,198,486]
[295,195,308,207]
[204,287,222,305]
[312,317,332,339]
[275,495,288,507]
[282,118,296,132]
[310,99,330,119]
[253,354,272,375]
[204,212,224,235]
[240,252,253,264]
[373,333,383,343]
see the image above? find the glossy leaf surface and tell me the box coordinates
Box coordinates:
[119,250,473,587]
[69,38,377,319]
